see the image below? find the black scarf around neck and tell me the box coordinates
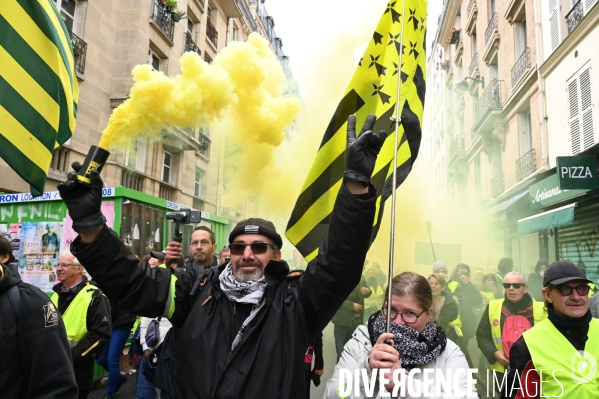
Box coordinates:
[367,311,447,369]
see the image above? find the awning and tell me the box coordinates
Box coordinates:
[517,203,577,235]
[486,190,529,215]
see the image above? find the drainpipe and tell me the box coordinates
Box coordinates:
[534,0,549,170]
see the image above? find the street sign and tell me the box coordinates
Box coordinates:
[529,174,588,210]
[556,156,598,190]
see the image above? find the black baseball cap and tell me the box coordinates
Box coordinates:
[543,260,593,287]
[229,218,283,249]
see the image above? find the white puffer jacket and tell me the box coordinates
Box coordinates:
[323,325,476,399]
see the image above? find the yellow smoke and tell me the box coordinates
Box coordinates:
[98,33,299,150]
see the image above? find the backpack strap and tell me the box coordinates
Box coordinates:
[286,269,303,290]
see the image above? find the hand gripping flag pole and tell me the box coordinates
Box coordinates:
[386,0,408,334]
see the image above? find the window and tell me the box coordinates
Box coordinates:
[194,167,206,198]
[187,18,194,35]
[148,49,162,71]
[471,33,477,54]
[232,26,238,41]
[489,61,498,81]
[548,0,562,52]
[125,137,147,173]
[514,18,527,57]
[492,140,503,176]
[489,0,496,16]
[162,151,172,183]
[568,65,595,155]
[53,0,75,31]
[518,110,532,156]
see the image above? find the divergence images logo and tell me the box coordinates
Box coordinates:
[571,351,598,384]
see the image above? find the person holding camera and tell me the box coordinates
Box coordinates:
[57,114,387,398]
[0,235,79,398]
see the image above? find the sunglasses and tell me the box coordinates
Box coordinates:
[229,242,275,255]
[552,285,590,296]
[503,283,524,289]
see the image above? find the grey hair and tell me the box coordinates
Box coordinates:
[61,250,82,268]
[504,271,527,285]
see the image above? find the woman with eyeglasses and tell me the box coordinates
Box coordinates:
[324,272,474,398]
[0,234,78,398]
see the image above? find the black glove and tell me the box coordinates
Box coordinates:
[344,114,389,185]
[57,162,106,233]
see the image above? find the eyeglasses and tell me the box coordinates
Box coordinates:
[56,263,77,268]
[381,307,425,324]
[503,283,524,289]
[552,285,590,296]
[229,242,275,255]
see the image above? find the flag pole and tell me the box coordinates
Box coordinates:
[386,0,408,334]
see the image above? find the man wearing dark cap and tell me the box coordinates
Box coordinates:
[57,115,388,398]
[504,260,599,398]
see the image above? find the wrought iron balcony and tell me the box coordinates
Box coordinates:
[475,81,502,127]
[516,149,536,181]
[449,134,466,165]
[467,0,477,19]
[152,0,175,42]
[511,48,530,87]
[491,172,505,198]
[235,0,257,31]
[198,133,211,159]
[69,30,87,75]
[485,13,498,46]
[206,18,218,48]
[469,52,479,77]
[566,0,585,33]
[184,32,201,55]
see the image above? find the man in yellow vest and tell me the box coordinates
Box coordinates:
[505,261,599,398]
[494,257,514,289]
[52,250,111,399]
[476,271,546,397]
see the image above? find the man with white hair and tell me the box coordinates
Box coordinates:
[51,250,111,399]
[476,271,546,396]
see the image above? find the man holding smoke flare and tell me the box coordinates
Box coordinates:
[58,115,388,398]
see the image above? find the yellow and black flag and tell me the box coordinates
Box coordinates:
[286,0,427,261]
[0,0,79,195]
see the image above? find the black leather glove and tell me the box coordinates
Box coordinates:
[344,114,389,185]
[57,162,106,233]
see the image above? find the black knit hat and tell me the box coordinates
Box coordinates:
[229,218,283,249]
[543,260,592,287]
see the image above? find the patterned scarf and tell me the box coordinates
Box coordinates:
[368,311,447,369]
[219,263,268,350]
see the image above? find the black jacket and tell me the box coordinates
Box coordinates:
[476,293,534,364]
[71,184,376,398]
[437,290,459,338]
[331,275,371,327]
[52,277,112,365]
[449,279,482,339]
[0,264,78,398]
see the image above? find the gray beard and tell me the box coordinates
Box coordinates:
[234,263,264,283]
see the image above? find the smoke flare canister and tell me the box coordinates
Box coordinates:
[77,145,110,185]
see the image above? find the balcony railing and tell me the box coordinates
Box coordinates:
[198,133,211,159]
[516,149,536,181]
[185,31,201,55]
[152,0,175,42]
[51,146,70,173]
[491,172,505,198]
[475,82,502,126]
[159,182,176,202]
[235,0,257,31]
[485,12,498,46]
[469,52,479,77]
[121,169,145,192]
[467,0,477,18]
[449,135,466,164]
[566,0,585,32]
[69,31,87,75]
[206,18,218,48]
[511,48,530,87]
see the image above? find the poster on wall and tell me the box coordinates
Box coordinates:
[0,223,21,260]
[17,221,62,292]
[64,201,115,250]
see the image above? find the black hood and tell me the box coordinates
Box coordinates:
[0,263,21,295]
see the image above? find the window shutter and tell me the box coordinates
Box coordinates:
[569,78,581,155]
[579,68,595,150]
[585,0,599,13]
[549,0,561,52]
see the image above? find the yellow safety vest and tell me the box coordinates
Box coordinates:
[51,283,99,348]
[364,285,384,310]
[488,298,547,373]
[481,291,496,302]
[447,281,463,337]
[495,273,504,283]
[523,318,599,398]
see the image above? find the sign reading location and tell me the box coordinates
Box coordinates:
[556,156,598,190]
